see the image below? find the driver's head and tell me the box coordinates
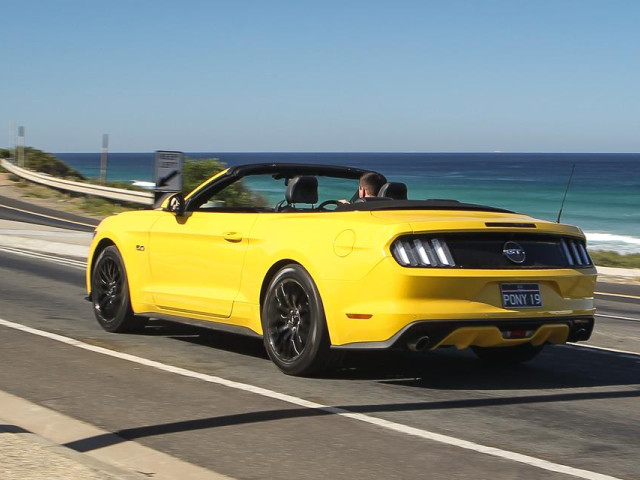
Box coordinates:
[359,172,387,198]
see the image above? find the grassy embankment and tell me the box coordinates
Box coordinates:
[0,147,136,216]
[589,251,640,269]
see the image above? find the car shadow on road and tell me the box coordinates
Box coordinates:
[331,346,640,390]
[136,318,270,360]
[63,384,640,454]
[130,320,640,390]
[60,324,640,456]
[133,319,640,391]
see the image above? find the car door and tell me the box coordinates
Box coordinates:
[147,210,258,318]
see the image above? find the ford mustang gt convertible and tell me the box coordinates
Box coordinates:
[86,163,596,375]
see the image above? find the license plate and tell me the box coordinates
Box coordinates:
[501,283,542,308]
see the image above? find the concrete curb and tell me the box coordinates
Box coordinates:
[0,235,89,260]
[0,421,142,480]
[596,266,640,278]
[0,389,232,480]
[0,219,91,259]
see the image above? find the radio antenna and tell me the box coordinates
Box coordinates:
[556,163,576,223]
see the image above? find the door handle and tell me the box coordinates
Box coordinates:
[223,231,243,243]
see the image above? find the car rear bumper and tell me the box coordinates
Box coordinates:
[331,315,594,351]
[318,257,597,347]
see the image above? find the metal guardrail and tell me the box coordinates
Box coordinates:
[0,158,154,206]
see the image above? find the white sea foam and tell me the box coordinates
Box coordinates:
[131,180,156,189]
[585,232,640,254]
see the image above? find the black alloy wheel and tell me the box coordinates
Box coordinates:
[91,245,144,333]
[472,343,543,364]
[262,264,336,376]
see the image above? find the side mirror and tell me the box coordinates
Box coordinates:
[163,192,186,216]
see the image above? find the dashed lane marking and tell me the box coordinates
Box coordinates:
[0,317,624,480]
[0,246,86,270]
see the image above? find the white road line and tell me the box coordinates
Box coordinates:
[0,317,623,480]
[0,202,96,228]
[595,313,640,323]
[0,246,86,270]
[595,291,640,301]
[566,343,640,359]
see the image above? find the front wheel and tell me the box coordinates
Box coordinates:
[91,246,145,333]
[261,264,336,376]
[472,343,543,364]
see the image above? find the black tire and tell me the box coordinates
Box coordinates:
[91,246,146,333]
[261,264,337,376]
[472,343,543,364]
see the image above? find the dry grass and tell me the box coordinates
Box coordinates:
[589,250,640,269]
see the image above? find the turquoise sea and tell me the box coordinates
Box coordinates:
[55,152,640,254]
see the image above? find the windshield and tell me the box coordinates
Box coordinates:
[194,174,360,211]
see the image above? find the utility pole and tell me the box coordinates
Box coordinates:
[17,126,25,167]
[100,134,109,183]
[11,121,16,160]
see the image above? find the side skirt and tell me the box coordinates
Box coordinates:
[136,312,262,338]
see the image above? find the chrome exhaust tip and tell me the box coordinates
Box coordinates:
[408,336,430,352]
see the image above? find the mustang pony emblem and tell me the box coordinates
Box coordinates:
[503,241,526,264]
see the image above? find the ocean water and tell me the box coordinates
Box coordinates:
[55,152,640,254]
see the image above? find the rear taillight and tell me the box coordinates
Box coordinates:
[391,237,456,267]
[560,238,592,267]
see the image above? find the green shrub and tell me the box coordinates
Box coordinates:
[182,157,227,193]
[0,148,9,172]
[22,147,85,180]
[182,157,264,207]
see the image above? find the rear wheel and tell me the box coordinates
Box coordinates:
[91,246,146,333]
[261,264,337,376]
[472,343,543,364]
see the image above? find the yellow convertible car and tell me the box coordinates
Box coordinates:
[87,163,596,375]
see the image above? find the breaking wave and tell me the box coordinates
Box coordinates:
[585,232,640,254]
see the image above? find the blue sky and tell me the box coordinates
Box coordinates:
[1,0,639,152]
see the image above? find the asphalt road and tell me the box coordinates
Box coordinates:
[0,194,99,231]
[0,251,639,480]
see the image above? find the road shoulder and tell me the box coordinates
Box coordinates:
[0,389,231,480]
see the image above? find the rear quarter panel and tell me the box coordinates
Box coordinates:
[237,211,410,334]
[237,209,596,343]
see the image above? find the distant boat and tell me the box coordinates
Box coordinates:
[131,180,156,189]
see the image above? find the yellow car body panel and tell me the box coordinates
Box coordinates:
[87,203,596,349]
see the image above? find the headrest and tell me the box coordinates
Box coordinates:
[378,182,408,200]
[285,176,318,204]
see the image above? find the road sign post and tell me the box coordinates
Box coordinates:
[17,126,25,167]
[154,150,184,204]
[100,134,109,184]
